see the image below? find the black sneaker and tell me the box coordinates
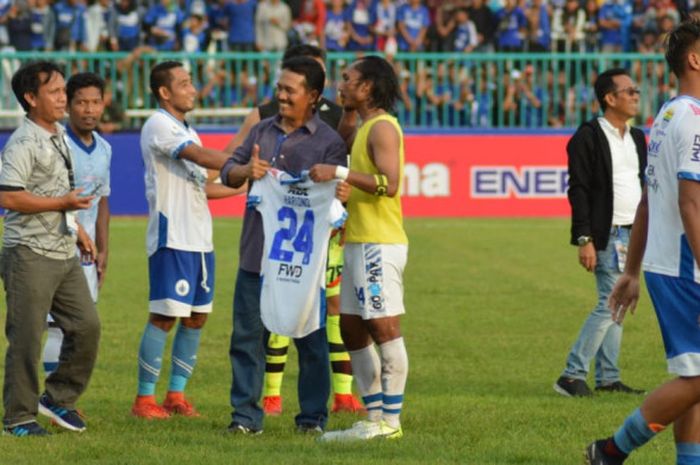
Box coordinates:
[585,439,626,464]
[553,376,592,397]
[296,423,323,434]
[595,381,645,395]
[38,393,86,432]
[2,421,50,437]
[227,421,262,435]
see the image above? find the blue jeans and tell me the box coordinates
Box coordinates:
[229,269,329,430]
[562,227,630,386]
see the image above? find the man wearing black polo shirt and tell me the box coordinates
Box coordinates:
[555,68,647,398]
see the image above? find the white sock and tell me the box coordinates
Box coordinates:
[379,337,408,429]
[348,345,383,422]
[43,326,63,375]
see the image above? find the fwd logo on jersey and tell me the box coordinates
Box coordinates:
[470,166,569,198]
[278,263,303,280]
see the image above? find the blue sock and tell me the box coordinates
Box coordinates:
[168,325,201,392]
[678,443,700,465]
[137,323,168,396]
[613,409,658,454]
[362,393,383,422]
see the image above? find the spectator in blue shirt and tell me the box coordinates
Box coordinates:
[30,0,55,51]
[0,0,12,47]
[345,0,373,51]
[144,0,184,51]
[8,0,33,51]
[451,7,478,52]
[224,0,256,52]
[525,0,550,51]
[182,7,207,52]
[371,0,397,52]
[113,0,141,51]
[495,0,527,51]
[323,0,347,51]
[53,0,86,51]
[397,0,430,52]
[207,0,229,51]
[597,0,627,52]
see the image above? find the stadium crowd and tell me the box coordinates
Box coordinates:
[0,0,691,55]
[0,0,687,130]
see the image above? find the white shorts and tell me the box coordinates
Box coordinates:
[341,243,407,320]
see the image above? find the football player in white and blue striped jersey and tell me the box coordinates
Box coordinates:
[131,61,239,420]
[587,19,700,465]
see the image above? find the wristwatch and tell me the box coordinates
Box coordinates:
[577,235,593,246]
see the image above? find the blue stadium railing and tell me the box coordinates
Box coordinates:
[0,51,670,130]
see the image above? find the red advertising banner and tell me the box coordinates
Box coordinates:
[202,133,572,218]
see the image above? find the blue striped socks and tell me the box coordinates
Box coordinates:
[613,409,658,455]
[349,345,383,422]
[137,323,167,396]
[169,325,202,392]
[678,443,700,465]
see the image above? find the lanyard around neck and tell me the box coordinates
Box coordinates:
[50,134,75,191]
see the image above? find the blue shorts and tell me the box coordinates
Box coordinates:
[645,271,700,376]
[149,248,215,317]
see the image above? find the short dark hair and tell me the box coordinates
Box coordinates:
[11,61,65,113]
[666,19,700,78]
[150,61,183,102]
[353,56,402,113]
[594,68,629,111]
[283,44,326,62]
[67,72,105,103]
[281,56,325,97]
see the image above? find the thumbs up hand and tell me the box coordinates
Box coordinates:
[246,144,270,181]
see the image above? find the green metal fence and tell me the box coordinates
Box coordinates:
[0,51,671,130]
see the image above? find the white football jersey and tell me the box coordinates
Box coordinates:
[249,169,347,338]
[141,109,212,256]
[644,95,700,282]
[67,128,111,302]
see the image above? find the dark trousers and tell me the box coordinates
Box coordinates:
[229,269,329,430]
[1,246,100,427]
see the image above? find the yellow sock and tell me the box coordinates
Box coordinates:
[263,333,290,397]
[327,315,353,395]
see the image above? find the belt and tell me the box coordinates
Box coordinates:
[613,224,632,230]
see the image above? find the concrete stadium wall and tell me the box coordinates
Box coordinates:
[0,131,575,217]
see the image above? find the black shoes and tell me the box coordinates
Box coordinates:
[227,421,263,435]
[585,439,627,465]
[554,377,645,397]
[553,376,592,397]
[595,381,645,395]
[296,423,323,434]
[2,421,50,437]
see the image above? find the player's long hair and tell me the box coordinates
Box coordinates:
[353,56,401,114]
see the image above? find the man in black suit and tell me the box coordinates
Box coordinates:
[554,68,647,398]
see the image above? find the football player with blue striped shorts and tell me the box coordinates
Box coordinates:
[585,20,700,465]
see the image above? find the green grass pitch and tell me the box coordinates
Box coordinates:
[0,218,677,464]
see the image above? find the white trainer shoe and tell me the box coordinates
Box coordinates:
[319,420,403,442]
